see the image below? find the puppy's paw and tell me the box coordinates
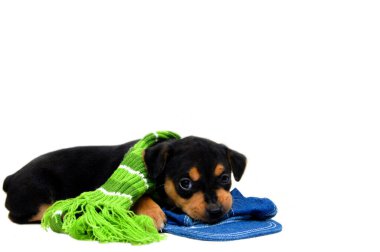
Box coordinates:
[132,196,166,231]
[144,206,166,231]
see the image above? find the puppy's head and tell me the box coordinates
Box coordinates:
[144,136,247,223]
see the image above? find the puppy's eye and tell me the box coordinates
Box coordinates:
[179,178,192,191]
[220,174,231,185]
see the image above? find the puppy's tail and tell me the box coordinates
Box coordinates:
[3,175,13,193]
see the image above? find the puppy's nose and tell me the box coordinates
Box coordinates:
[207,204,224,220]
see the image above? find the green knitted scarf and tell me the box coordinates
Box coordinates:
[41,131,180,245]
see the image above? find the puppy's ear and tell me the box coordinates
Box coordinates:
[144,143,170,179]
[226,148,247,181]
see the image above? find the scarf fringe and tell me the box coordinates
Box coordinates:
[41,197,164,245]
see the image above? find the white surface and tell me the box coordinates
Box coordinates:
[0,1,379,251]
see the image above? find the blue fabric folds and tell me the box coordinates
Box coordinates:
[162,188,282,241]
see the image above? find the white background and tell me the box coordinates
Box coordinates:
[0,1,379,251]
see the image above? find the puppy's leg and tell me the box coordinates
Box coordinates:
[28,204,51,222]
[5,174,53,224]
[6,191,52,224]
[132,195,166,231]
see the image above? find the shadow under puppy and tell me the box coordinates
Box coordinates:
[3,136,246,230]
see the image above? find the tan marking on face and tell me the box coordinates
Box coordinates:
[216,188,233,213]
[29,204,51,222]
[189,167,201,181]
[164,178,207,221]
[214,164,225,177]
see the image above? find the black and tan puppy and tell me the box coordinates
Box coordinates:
[3,136,246,230]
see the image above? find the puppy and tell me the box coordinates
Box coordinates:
[3,136,246,230]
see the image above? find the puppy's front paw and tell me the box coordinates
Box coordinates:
[144,206,166,231]
[132,196,166,231]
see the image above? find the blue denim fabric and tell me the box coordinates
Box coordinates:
[162,188,282,241]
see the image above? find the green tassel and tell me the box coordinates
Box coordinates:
[41,197,164,244]
[41,131,180,245]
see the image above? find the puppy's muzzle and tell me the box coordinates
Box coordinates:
[206,203,226,223]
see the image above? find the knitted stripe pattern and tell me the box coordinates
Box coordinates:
[41,131,180,245]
